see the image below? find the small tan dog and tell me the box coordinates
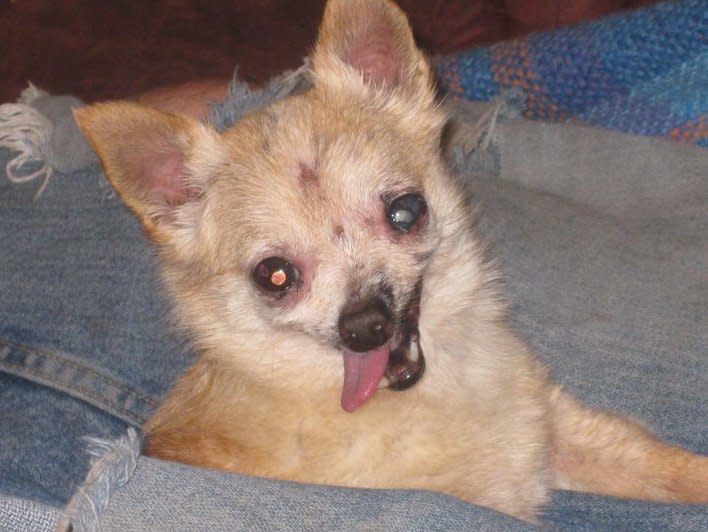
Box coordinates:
[76,0,707,522]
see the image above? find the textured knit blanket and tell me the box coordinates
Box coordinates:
[434,0,708,147]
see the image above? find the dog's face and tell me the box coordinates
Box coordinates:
[76,0,476,412]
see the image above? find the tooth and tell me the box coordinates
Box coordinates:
[407,340,419,362]
[378,376,391,389]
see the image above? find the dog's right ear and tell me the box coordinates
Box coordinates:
[312,0,434,97]
[74,102,222,244]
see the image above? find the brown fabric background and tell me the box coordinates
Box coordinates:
[1,0,655,103]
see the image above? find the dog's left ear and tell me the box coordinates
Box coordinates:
[312,0,435,104]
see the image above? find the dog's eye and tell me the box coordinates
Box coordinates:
[254,257,299,294]
[387,193,427,233]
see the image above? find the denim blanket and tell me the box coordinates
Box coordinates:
[435,0,708,146]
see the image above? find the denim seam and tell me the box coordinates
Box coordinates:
[2,356,145,426]
[0,338,157,405]
[0,339,158,427]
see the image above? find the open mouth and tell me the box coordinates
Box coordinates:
[340,283,425,412]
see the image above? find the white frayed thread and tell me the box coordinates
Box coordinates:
[453,87,526,155]
[18,83,48,105]
[0,83,53,199]
[56,428,141,532]
[445,88,528,177]
[208,60,312,131]
[457,103,500,154]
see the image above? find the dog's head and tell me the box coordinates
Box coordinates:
[76,0,481,412]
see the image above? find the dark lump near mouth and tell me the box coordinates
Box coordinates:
[386,330,425,390]
[386,283,425,390]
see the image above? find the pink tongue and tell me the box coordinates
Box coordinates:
[341,347,390,412]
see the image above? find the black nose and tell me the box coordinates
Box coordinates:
[338,297,395,352]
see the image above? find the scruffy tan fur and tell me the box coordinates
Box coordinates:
[75,0,707,521]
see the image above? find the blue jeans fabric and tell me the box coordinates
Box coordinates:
[2,107,707,531]
[97,472,708,532]
[86,453,535,532]
[0,164,194,506]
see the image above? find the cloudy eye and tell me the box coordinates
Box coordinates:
[254,257,299,295]
[387,193,427,233]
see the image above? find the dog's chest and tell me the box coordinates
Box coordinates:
[242,393,504,490]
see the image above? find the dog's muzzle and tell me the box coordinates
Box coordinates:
[337,284,425,411]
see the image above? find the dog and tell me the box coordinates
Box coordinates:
[75,0,708,522]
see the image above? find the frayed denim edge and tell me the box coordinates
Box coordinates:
[56,429,140,532]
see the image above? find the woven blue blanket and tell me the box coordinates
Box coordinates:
[435,0,708,147]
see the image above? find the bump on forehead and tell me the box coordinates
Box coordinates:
[299,161,319,187]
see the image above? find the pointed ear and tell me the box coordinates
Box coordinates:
[74,102,220,241]
[312,0,434,99]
